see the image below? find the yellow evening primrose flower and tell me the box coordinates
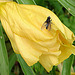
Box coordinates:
[0,1,75,72]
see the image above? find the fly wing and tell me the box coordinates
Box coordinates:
[47,22,54,31]
[51,22,54,25]
[47,23,51,31]
[41,22,47,30]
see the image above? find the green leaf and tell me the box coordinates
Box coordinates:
[9,53,17,72]
[10,72,15,75]
[69,16,75,34]
[31,62,44,74]
[34,0,46,7]
[58,0,75,16]
[66,0,75,6]
[62,54,74,75]
[48,0,64,16]
[16,0,36,5]
[16,54,35,75]
[0,23,9,75]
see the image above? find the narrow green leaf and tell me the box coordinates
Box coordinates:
[66,0,75,6]
[16,0,36,5]
[58,0,75,16]
[62,54,74,75]
[0,23,9,75]
[9,52,17,72]
[16,54,35,75]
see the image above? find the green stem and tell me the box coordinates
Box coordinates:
[62,54,74,75]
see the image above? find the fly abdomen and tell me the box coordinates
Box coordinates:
[46,24,48,29]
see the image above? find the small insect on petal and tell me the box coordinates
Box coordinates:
[41,16,52,31]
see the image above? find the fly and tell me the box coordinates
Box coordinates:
[41,16,52,31]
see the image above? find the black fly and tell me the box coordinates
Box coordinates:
[41,16,52,30]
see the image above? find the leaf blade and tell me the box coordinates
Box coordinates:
[9,52,17,72]
[62,54,74,75]
[0,23,9,75]
[16,54,35,75]
[58,0,75,16]
[16,0,36,5]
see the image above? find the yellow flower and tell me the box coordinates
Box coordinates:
[0,1,75,72]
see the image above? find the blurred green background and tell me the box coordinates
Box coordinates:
[0,0,75,75]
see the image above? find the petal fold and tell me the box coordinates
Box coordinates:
[39,54,53,72]
[0,15,19,53]
[57,45,73,65]
[14,34,48,66]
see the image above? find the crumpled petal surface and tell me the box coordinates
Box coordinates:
[0,2,75,72]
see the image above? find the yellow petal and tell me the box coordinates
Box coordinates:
[14,34,49,66]
[39,54,58,72]
[0,15,19,53]
[57,45,73,65]
[0,2,60,53]
[69,45,75,55]
[1,2,74,42]
[39,55,53,72]
[43,51,61,56]
[59,31,72,46]
[58,31,75,55]
[62,24,74,43]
